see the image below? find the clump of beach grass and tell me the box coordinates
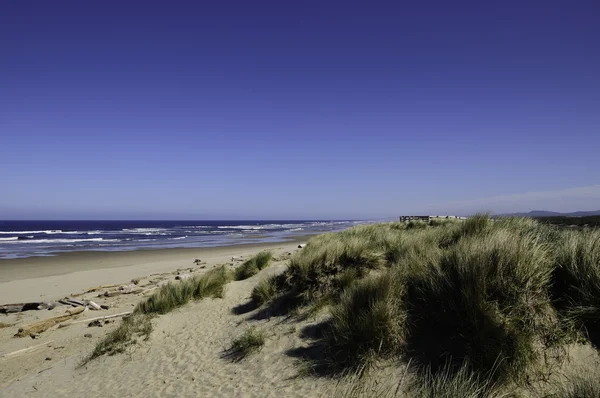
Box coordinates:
[551,229,600,346]
[262,214,585,388]
[333,362,510,398]
[551,369,600,398]
[234,251,273,281]
[86,266,231,363]
[403,226,557,384]
[251,274,280,306]
[226,327,265,361]
[86,313,153,361]
[327,272,405,369]
[137,265,232,314]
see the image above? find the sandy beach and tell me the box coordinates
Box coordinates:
[0,239,308,302]
[0,238,341,397]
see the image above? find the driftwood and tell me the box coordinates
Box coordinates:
[0,340,55,359]
[68,311,133,325]
[67,298,85,306]
[87,301,101,311]
[71,284,121,297]
[15,307,87,337]
[58,298,85,307]
[66,306,86,316]
[0,302,57,314]
[15,315,74,337]
[101,287,143,297]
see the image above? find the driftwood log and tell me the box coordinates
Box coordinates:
[0,340,55,359]
[0,302,58,314]
[71,284,121,297]
[14,307,86,337]
[68,311,132,325]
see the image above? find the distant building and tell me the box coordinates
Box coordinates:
[398,215,467,222]
[398,215,430,222]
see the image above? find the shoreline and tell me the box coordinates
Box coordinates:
[0,236,309,283]
[0,237,309,304]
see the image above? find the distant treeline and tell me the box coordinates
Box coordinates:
[534,215,600,227]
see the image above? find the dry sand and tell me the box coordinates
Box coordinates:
[0,240,343,397]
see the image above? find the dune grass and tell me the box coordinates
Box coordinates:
[251,274,280,306]
[85,216,600,395]
[137,265,231,314]
[403,226,556,383]
[256,215,600,389]
[87,313,153,360]
[551,229,600,346]
[327,272,405,368]
[551,370,600,398]
[333,363,510,398]
[226,327,266,361]
[86,266,232,363]
[234,251,273,281]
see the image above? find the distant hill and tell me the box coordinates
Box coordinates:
[499,210,600,217]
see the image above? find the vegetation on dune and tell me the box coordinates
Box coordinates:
[536,215,600,228]
[234,251,273,281]
[86,214,600,396]
[551,229,600,346]
[327,272,405,367]
[86,266,232,363]
[137,265,231,314]
[87,313,153,360]
[226,327,266,361]
[251,274,280,306]
[334,363,510,398]
[254,215,600,391]
[89,251,273,363]
[403,226,556,383]
[551,370,600,398]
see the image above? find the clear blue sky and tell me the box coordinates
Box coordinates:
[1,1,599,219]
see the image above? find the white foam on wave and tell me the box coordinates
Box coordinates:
[170,236,187,240]
[0,237,18,241]
[0,238,118,244]
[218,225,267,230]
[122,228,166,233]
[218,222,350,231]
[0,230,66,235]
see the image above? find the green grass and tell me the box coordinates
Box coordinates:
[333,363,510,398]
[136,265,232,314]
[251,274,280,306]
[226,327,266,361]
[234,251,273,281]
[551,229,600,346]
[86,313,153,361]
[551,371,600,398]
[327,272,405,368]
[86,266,232,363]
[407,364,511,398]
[261,215,600,386]
[84,216,600,394]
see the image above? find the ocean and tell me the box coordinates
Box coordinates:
[0,220,362,259]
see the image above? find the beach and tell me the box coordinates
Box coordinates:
[0,239,340,397]
[0,240,307,302]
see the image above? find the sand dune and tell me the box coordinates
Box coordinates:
[0,241,340,397]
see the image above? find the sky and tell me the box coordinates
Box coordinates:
[1,1,599,220]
